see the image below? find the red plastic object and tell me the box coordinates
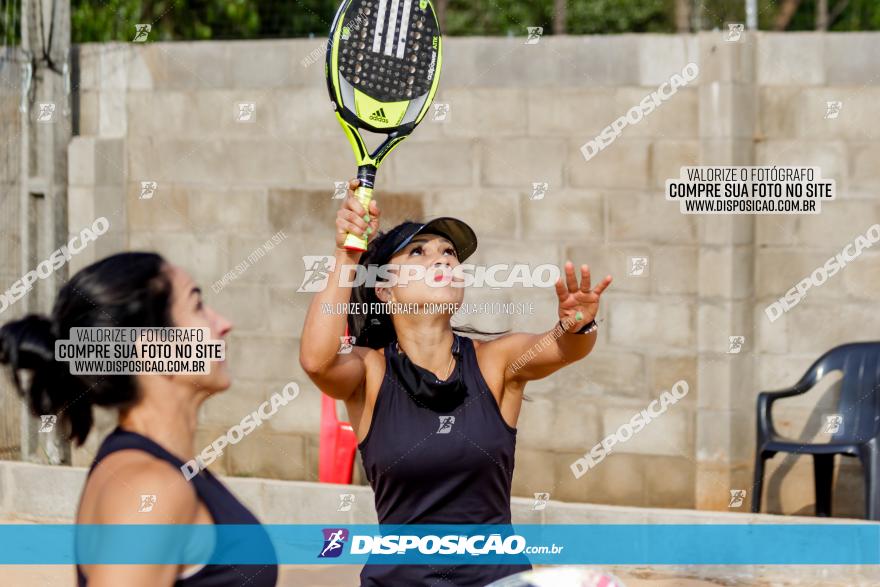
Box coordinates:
[318,325,358,484]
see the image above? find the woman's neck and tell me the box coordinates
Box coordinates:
[395,322,457,378]
[118,380,209,462]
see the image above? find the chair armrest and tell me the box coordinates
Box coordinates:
[756,382,813,443]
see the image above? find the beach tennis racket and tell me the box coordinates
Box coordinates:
[326,0,443,252]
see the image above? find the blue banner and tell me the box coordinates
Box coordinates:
[1,524,878,565]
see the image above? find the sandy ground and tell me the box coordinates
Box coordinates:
[0,565,730,586]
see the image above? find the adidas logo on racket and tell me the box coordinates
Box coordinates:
[369,108,389,124]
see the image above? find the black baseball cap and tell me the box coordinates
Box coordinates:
[374,217,478,266]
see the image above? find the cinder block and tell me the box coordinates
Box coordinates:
[227,432,307,481]
[68,137,96,187]
[794,88,880,142]
[614,88,699,140]
[698,246,753,299]
[228,40,296,89]
[522,189,602,241]
[442,88,527,137]
[208,283,270,331]
[758,87,802,139]
[607,191,697,244]
[126,183,190,232]
[850,142,880,189]
[785,301,878,354]
[653,245,698,295]
[511,447,556,499]
[565,241,650,296]
[843,252,880,300]
[126,91,188,138]
[189,187,269,232]
[271,88,342,139]
[98,91,127,138]
[697,31,755,84]
[425,189,518,239]
[755,249,849,301]
[198,379,270,429]
[526,89,618,138]
[825,33,880,86]
[267,383,321,436]
[651,355,697,404]
[756,33,825,86]
[224,332,302,383]
[267,286,309,336]
[10,462,86,520]
[651,140,699,190]
[150,42,231,90]
[638,35,693,86]
[601,403,693,457]
[128,231,229,287]
[698,83,757,140]
[76,91,99,137]
[570,140,651,190]
[383,140,476,189]
[480,138,565,189]
[557,452,646,506]
[644,455,695,508]
[608,297,695,349]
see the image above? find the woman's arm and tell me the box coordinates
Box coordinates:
[299,180,381,401]
[485,261,612,385]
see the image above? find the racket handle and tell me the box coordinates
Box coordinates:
[343,165,377,253]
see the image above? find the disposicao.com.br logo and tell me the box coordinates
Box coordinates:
[317,529,562,557]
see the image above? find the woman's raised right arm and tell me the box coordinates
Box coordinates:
[299,179,380,401]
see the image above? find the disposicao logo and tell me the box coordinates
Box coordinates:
[319,528,349,558]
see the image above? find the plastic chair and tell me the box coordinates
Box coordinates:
[752,342,880,520]
[319,394,358,484]
[317,324,358,484]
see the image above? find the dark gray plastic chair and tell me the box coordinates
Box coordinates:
[752,342,880,520]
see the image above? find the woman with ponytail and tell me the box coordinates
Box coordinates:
[0,252,278,586]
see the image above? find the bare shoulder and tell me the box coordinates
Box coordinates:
[472,332,533,371]
[84,450,198,524]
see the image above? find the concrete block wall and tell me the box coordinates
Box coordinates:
[62,32,880,515]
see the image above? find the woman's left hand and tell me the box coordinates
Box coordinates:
[555,261,612,331]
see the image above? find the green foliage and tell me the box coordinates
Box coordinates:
[567,0,672,34]
[444,0,555,36]
[1,0,22,45]
[58,0,880,43]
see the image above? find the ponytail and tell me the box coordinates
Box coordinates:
[0,315,94,445]
[0,252,172,446]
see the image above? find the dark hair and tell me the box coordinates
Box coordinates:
[0,252,173,445]
[348,220,510,350]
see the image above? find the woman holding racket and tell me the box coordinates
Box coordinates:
[0,252,278,586]
[300,180,613,586]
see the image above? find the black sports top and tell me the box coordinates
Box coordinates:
[358,333,533,586]
[76,427,278,587]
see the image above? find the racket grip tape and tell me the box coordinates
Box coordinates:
[343,165,377,252]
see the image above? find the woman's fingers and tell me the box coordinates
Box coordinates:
[339,209,368,231]
[564,261,578,293]
[593,275,613,296]
[554,278,568,303]
[579,264,592,293]
[336,217,366,237]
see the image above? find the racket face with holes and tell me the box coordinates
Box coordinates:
[326,0,442,164]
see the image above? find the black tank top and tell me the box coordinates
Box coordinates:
[76,427,279,587]
[359,333,533,586]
